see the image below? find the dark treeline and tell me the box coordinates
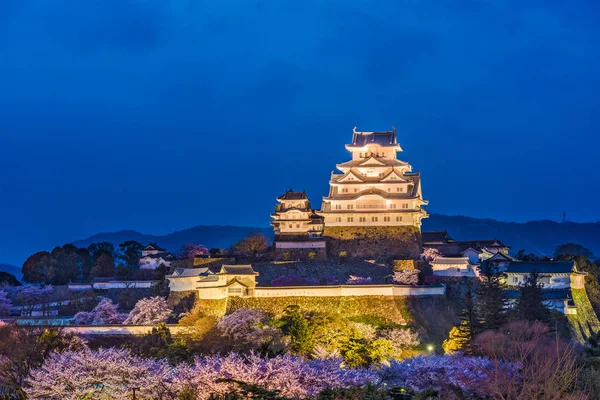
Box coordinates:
[20,241,147,285]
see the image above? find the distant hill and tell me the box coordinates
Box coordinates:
[72,226,273,255]
[423,214,600,258]
[0,263,22,282]
[66,215,600,261]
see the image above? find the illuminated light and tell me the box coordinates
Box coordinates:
[427,344,434,353]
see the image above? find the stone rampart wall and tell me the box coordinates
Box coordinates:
[324,226,422,259]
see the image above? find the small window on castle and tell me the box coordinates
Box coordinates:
[402,203,409,209]
[397,187,401,192]
[384,216,390,222]
[359,217,366,222]
[296,224,300,228]
[336,217,342,223]
[347,204,353,209]
[513,277,518,283]
[354,188,358,192]
[396,216,402,222]
[348,217,353,222]
[387,188,391,192]
[342,188,348,193]
[335,204,341,210]
[389,204,397,209]
[372,217,378,222]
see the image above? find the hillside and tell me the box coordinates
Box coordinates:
[0,263,21,282]
[72,226,273,255]
[423,214,600,258]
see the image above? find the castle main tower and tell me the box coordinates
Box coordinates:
[320,127,428,229]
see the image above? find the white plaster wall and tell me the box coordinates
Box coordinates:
[253,284,444,298]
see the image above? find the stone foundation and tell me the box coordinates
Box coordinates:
[324,226,422,259]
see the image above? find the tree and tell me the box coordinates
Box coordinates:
[49,244,82,285]
[216,308,284,353]
[89,253,115,278]
[554,243,595,260]
[21,251,51,283]
[444,280,479,353]
[209,248,221,258]
[231,234,269,259]
[476,266,509,332]
[471,321,584,399]
[284,305,313,355]
[118,240,143,269]
[72,298,125,325]
[0,325,87,398]
[24,348,173,400]
[15,285,53,317]
[177,243,209,259]
[0,271,21,286]
[392,269,419,285]
[379,328,420,358]
[513,270,553,327]
[0,289,11,316]
[124,296,172,325]
[421,247,442,262]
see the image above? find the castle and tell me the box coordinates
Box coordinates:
[271,127,428,259]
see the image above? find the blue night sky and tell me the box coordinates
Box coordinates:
[1,1,599,265]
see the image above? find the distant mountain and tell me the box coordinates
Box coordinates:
[0,263,22,282]
[67,215,600,261]
[72,226,273,255]
[423,214,600,258]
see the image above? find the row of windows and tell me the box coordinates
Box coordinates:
[334,203,410,209]
[334,216,404,223]
[340,187,406,193]
[359,152,386,158]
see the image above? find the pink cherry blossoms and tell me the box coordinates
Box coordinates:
[124,296,172,325]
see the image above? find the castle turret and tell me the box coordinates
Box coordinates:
[270,189,326,259]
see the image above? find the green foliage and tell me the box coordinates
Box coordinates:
[513,271,553,327]
[444,279,477,354]
[118,240,143,269]
[476,266,509,332]
[338,251,348,258]
[130,323,192,365]
[308,251,317,260]
[568,289,600,342]
[283,305,313,355]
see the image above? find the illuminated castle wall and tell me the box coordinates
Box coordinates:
[319,127,428,229]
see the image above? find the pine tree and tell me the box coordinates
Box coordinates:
[513,270,553,327]
[443,279,478,353]
[476,265,509,332]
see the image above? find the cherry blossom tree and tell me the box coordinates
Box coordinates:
[216,308,285,352]
[378,328,420,357]
[421,247,442,262]
[392,269,419,285]
[72,298,126,325]
[25,348,175,400]
[124,296,172,325]
[346,275,372,285]
[175,352,377,399]
[15,285,53,316]
[176,243,209,259]
[0,289,11,316]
